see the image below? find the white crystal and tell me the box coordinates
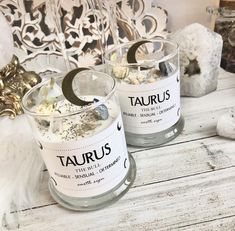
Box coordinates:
[171,23,223,97]
[112,66,129,79]
[217,108,235,139]
[0,12,14,69]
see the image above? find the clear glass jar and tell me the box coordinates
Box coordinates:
[207,1,235,72]
[22,70,136,211]
[105,39,184,147]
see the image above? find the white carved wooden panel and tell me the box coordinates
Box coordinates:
[0,0,168,73]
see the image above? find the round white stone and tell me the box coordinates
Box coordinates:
[217,110,235,139]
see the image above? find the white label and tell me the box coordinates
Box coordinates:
[38,114,129,197]
[117,71,180,134]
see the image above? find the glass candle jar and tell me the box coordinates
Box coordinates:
[207,0,235,72]
[22,70,136,211]
[105,39,184,147]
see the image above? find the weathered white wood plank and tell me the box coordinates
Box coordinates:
[133,137,235,187]
[181,88,235,117]
[13,167,235,231]
[131,107,225,152]
[178,216,235,231]
[128,82,235,153]
[5,70,235,230]
[8,104,234,214]
[217,71,235,90]
[128,103,231,153]
[10,137,235,216]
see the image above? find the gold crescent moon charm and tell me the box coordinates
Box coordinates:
[62,68,93,106]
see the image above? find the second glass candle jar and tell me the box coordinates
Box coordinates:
[105,39,184,147]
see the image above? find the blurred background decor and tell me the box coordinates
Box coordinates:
[207,0,235,73]
[153,0,220,31]
[0,0,168,74]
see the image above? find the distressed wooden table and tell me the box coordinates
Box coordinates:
[10,69,235,230]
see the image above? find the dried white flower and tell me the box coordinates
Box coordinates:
[112,66,129,79]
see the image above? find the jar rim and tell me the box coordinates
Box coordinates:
[22,70,116,118]
[104,38,179,67]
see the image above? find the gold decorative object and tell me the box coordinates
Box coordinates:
[0,55,41,119]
